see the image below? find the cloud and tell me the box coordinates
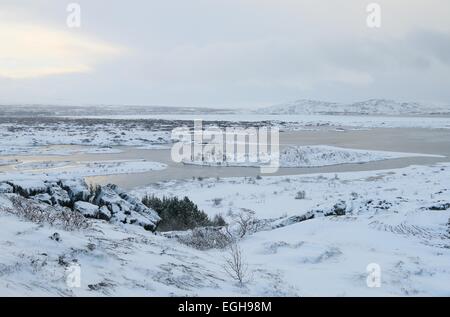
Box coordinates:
[0,22,122,79]
[0,0,449,106]
[408,30,450,65]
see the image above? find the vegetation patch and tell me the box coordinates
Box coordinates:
[142,195,226,231]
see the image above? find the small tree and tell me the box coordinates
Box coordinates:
[142,195,227,231]
[212,214,227,227]
[223,242,249,286]
[295,190,306,200]
[234,208,256,238]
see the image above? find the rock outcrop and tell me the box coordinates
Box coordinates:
[0,179,160,231]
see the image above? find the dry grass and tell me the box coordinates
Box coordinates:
[4,196,89,230]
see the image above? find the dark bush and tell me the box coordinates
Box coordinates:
[212,214,227,227]
[142,195,226,231]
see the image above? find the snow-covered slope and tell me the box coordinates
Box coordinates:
[257,99,450,116]
[1,163,450,296]
[138,163,444,295]
[133,163,450,296]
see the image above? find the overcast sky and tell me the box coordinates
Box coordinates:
[0,0,449,108]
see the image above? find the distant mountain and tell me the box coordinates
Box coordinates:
[255,99,343,115]
[256,99,450,115]
[0,104,235,117]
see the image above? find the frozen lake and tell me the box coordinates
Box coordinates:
[0,128,448,189]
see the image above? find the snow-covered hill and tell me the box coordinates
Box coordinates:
[256,99,450,116]
[1,163,449,296]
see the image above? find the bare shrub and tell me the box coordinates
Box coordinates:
[233,209,256,238]
[223,242,249,286]
[5,196,88,231]
[212,198,223,207]
[295,190,306,200]
[178,227,233,250]
[58,208,89,230]
[447,218,450,235]
[212,214,227,227]
[6,196,55,225]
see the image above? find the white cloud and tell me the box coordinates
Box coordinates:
[0,0,449,106]
[0,23,122,79]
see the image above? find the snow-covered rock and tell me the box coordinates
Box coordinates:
[98,206,112,221]
[59,179,90,201]
[6,180,47,197]
[0,178,160,231]
[74,201,99,218]
[428,202,450,211]
[0,183,13,194]
[92,184,160,231]
[110,184,161,225]
[32,193,53,205]
[92,185,123,207]
[329,200,347,216]
[47,184,71,206]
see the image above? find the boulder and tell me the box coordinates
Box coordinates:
[47,184,71,206]
[98,206,112,221]
[329,200,347,216]
[91,184,160,231]
[6,180,47,197]
[74,201,99,218]
[92,185,123,207]
[2,178,160,231]
[59,179,90,201]
[32,193,53,205]
[0,183,13,193]
[110,184,161,225]
[272,211,315,229]
[428,202,450,211]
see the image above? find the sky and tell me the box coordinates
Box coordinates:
[0,0,449,108]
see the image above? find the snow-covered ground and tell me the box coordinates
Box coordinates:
[0,160,167,183]
[67,114,450,130]
[278,146,443,168]
[0,163,449,296]
[0,109,449,297]
[132,163,450,296]
[0,120,172,156]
